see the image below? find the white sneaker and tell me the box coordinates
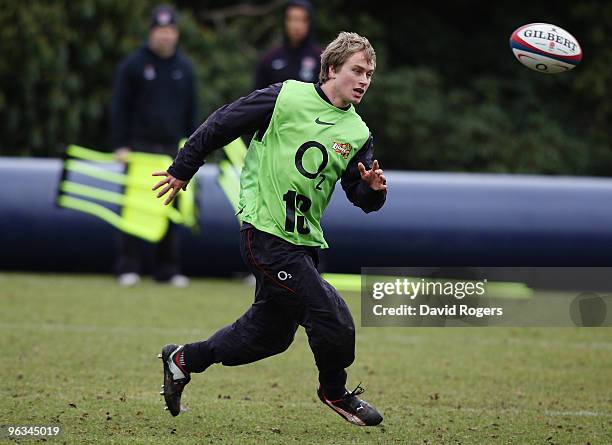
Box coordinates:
[169,275,189,288]
[242,274,256,287]
[118,273,140,287]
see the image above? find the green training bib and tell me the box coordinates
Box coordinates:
[238,80,370,248]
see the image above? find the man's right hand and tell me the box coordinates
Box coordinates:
[152,171,188,205]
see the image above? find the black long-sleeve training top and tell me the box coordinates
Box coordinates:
[169,83,386,213]
[254,42,321,90]
[111,45,197,150]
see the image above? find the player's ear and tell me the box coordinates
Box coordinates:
[329,65,337,80]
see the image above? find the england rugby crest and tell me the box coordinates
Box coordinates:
[332,141,353,159]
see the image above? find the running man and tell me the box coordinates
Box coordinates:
[153,32,387,426]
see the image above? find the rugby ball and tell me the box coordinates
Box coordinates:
[510,23,582,73]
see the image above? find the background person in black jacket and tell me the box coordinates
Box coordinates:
[254,0,321,90]
[110,4,197,287]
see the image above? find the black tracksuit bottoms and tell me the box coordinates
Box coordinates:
[182,226,355,392]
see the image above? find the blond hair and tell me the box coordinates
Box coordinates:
[319,32,376,83]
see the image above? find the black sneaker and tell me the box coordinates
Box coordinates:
[317,384,383,426]
[158,344,190,416]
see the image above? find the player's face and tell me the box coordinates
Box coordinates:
[330,51,374,107]
[285,6,309,47]
[149,25,179,58]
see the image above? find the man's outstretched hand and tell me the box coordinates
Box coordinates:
[152,171,188,205]
[358,159,387,191]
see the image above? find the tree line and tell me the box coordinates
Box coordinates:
[1,0,610,174]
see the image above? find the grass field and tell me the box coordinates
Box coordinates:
[1,273,611,444]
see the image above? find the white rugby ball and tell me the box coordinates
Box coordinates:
[510,23,582,73]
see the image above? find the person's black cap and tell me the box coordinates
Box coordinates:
[150,4,177,29]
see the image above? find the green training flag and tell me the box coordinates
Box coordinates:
[57,145,198,243]
[218,137,248,215]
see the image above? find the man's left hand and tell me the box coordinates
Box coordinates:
[358,159,387,191]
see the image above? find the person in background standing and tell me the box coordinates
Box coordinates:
[254,0,321,90]
[110,4,198,287]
